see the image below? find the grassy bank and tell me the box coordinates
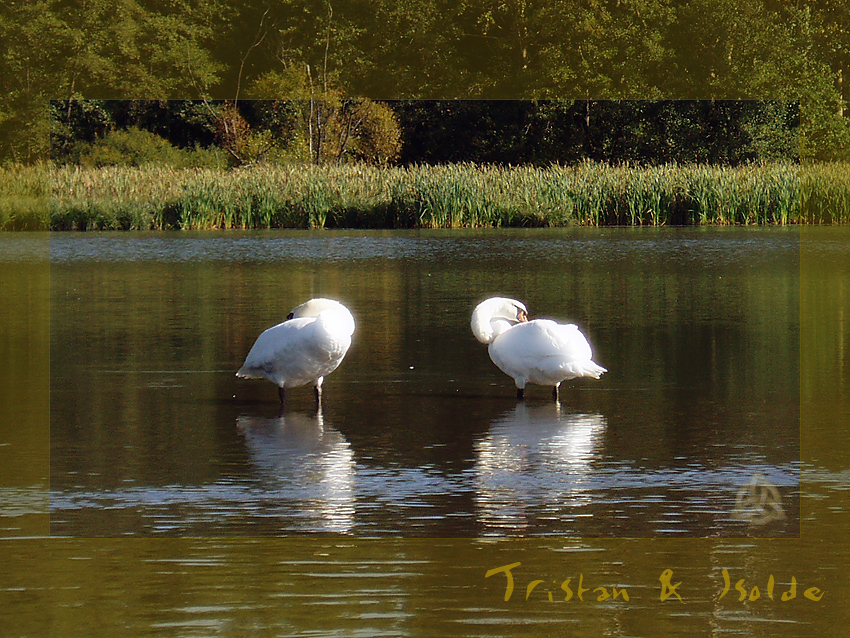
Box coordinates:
[2,161,848,230]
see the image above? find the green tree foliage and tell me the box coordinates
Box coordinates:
[79,127,191,167]
[249,67,401,165]
[393,101,560,164]
[4,0,850,162]
[448,0,675,98]
[666,0,848,158]
[393,100,799,165]
[212,101,256,165]
[0,0,225,161]
[219,0,466,99]
[223,0,846,157]
[49,98,799,166]
[50,100,114,162]
[1,1,71,161]
[106,101,221,149]
[50,100,222,162]
[784,0,849,117]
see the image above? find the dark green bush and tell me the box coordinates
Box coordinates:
[78,128,227,169]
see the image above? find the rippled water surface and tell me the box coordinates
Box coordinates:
[46,228,802,538]
[6,227,850,638]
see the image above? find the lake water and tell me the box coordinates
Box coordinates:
[47,228,801,538]
[2,227,849,636]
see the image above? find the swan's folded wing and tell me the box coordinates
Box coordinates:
[310,311,354,363]
[536,320,607,379]
[534,320,594,359]
[237,319,316,382]
[491,320,605,384]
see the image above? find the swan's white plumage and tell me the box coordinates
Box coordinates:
[237,298,354,397]
[472,297,606,395]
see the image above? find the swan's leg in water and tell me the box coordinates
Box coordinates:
[278,386,286,403]
[314,377,324,408]
[553,383,560,401]
[516,387,524,400]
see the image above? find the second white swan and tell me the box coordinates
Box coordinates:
[471,297,606,399]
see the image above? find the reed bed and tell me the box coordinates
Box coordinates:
[801,162,850,224]
[0,162,50,230]
[3,161,848,230]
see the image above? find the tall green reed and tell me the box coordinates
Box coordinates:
[802,163,850,224]
[31,160,849,231]
[0,162,50,230]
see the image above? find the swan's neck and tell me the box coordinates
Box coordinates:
[489,318,516,338]
[472,315,515,344]
[472,297,526,344]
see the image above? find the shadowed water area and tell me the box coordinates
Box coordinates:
[5,227,850,637]
[46,228,800,538]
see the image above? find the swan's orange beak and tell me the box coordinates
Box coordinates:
[518,309,529,322]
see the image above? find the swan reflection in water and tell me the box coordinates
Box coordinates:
[473,402,607,535]
[236,408,355,533]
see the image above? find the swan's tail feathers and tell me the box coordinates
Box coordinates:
[565,360,607,380]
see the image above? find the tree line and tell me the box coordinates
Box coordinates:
[2,0,847,163]
[50,99,800,167]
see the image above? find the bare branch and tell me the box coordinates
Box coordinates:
[236,7,272,105]
[323,1,333,95]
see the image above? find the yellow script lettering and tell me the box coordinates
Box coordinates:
[485,562,522,602]
[804,587,825,601]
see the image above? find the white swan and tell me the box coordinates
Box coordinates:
[471,297,606,399]
[237,298,355,403]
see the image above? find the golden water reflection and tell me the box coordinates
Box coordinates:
[2,227,849,637]
[237,409,356,534]
[474,404,606,534]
